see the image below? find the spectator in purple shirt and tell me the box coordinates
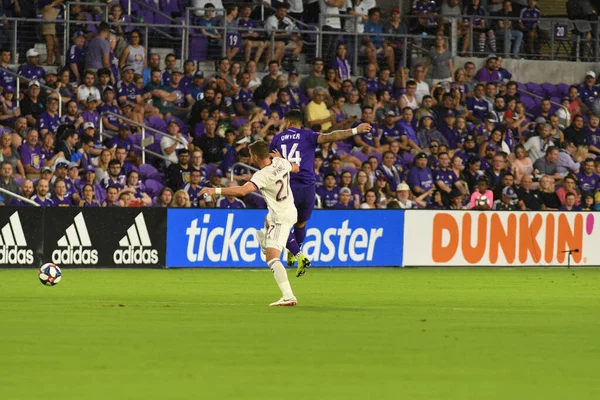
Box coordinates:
[30,178,54,206]
[79,183,102,207]
[17,49,46,81]
[110,125,135,158]
[519,0,543,56]
[317,173,341,209]
[475,56,502,83]
[19,129,44,178]
[333,187,354,209]
[68,31,87,84]
[52,179,72,206]
[407,152,434,195]
[36,96,61,136]
[216,183,247,209]
[10,179,35,206]
[560,192,582,211]
[82,94,101,129]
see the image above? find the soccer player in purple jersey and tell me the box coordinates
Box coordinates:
[270,109,371,276]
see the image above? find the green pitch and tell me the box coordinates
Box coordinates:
[1,268,599,400]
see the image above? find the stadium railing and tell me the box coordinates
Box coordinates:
[99,110,181,165]
[0,188,39,206]
[2,69,63,116]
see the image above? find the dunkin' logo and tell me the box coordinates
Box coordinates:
[431,213,595,265]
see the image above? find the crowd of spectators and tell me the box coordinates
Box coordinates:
[0,1,599,211]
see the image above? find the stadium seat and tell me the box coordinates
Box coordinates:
[556,83,569,97]
[144,179,165,198]
[121,0,141,16]
[541,83,558,98]
[526,82,544,97]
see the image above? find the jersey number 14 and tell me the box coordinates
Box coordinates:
[280,143,302,164]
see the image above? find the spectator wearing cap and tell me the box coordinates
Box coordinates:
[102,159,125,190]
[332,187,352,210]
[438,109,460,150]
[407,152,434,195]
[162,119,190,167]
[215,182,247,209]
[579,71,600,108]
[85,22,111,74]
[204,168,224,205]
[417,114,447,150]
[81,93,101,130]
[395,183,415,209]
[152,68,194,121]
[39,165,54,190]
[80,122,103,157]
[97,86,121,132]
[61,162,80,199]
[188,71,205,103]
[0,83,20,127]
[36,96,61,136]
[78,70,102,108]
[317,173,340,209]
[69,31,87,84]
[17,49,46,81]
[19,129,44,178]
[30,178,53,206]
[264,3,303,66]
[300,59,328,99]
[0,161,21,203]
[20,80,45,127]
[52,179,72,206]
[380,110,405,145]
[492,186,519,210]
[116,65,143,106]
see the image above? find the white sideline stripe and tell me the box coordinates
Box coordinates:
[10,212,27,246]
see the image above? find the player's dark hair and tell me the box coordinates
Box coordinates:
[285,109,303,124]
[108,159,121,168]
[249,140,270,160]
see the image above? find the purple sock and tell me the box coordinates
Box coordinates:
[286,231,301,256]
[294,226,307,246]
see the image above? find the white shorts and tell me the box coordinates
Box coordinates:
[265,222,293,252]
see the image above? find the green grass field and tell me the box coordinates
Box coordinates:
[1,268,599,400]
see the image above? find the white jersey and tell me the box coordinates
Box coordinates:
[250,157,297,225]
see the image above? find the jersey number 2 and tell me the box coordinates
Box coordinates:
[280,143,302,164]
[276,173,290,202]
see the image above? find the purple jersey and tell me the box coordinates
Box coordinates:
[110,135,134,153]
[17,64,45,81]
[64,177,79,197]
[31,195,54,207]
[19,144,43,171]
[520,7,541,30]
[117,80,140,103]
[317,186,340,209]
[579,85,600,108]
[183,183,202,207]
[0,66,15,88]
[162,70,172,86]
[68,45,86,79]
[378,81,393,94]
[81,110,100,129]
[36,111,61,134]
[365,78,379,93]
[352,121,379,146]
[381,123,405,143]
[439,125,459,149]
[234,88,254,112]
[467,97,489,121]
[52,195,72,207]
[407,166,433,191]
[216,197,246,209]
[270,126,320,187]
[331,57,351,80]
[398,120,418,143]
[434,167,458,187]
[98,103,121,127]
[577,171,599,193]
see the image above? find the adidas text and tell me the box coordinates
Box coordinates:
[0,247,33,264]
[52,247,98,264]
[113,248,158,264]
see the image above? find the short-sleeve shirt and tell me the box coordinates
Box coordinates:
[250,157,297,225]
[19,144,43,171]
[85,36,110,70]
[270,126,320,187]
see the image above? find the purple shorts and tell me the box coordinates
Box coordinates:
[292,185,316,223]
[226,33,242,50]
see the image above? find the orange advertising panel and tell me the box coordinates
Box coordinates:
[403,211,596,266]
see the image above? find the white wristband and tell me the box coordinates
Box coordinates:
[215,188,222,196]
[352,127,358,135]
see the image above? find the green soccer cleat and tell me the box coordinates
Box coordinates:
[287,251,297,267]
[296,253,311,277]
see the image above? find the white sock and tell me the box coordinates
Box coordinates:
[268,259,294,299]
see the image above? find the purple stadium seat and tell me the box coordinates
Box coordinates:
[139,10,154,24]
[353,152,368,163]
[343,167,357,176]
[550,96,561,106]
[542,83,558,98]
[517,82,527,92]
[121,0,141,16]
[144,179,164,197]
[189,34,209,61]
[526,82,544,97]
[15,177,23,187]
[556,83,569,97]
[520,96,535,111]
[369,152,382,164]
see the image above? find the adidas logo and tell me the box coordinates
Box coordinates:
[0,212,33,264]
[52,212,98,264]
[113,213,158,264]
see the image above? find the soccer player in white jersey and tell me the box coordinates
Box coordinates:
[200,140,300,306]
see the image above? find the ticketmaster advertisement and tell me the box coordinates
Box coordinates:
[166,209,404,268]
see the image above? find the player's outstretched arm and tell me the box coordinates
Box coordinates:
[317,123,372,144]
[200,182,256,198]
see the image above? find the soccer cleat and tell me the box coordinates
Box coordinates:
[269,297,298,306]
[287,251,297,267]
[256,229,266,255]
[296,253,311,277]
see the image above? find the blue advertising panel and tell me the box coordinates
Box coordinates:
[166,209,404,268]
